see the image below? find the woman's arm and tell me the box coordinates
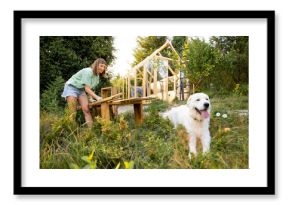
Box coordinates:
[84,85,102,100]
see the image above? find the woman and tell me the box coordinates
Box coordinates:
[61,58,107,128]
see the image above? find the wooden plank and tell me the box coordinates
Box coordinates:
[164,77,168,101]
[77,93,123,110]
[110,96,155,105]
[153,68,157,95]
[111,87,118,116]
[101,102,110,121]
[155,55,177,62]
[132,40,170,71]
[124,77,126,99]
[146,69,152,77]
[101,87,111,98]
[168,41,181,60]
[134,68,137,98]
[92,93,122,105]
[134,103,143,125]
[174,74,177,93]
[157,53,176,76]
[111,87,117,95]
[142,66,147,97]
[122,78,125,99]
[147,71,151,97]
[127,77,130,99]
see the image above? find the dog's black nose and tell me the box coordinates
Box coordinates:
[204,103,209,108]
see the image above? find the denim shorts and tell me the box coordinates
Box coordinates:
[61,84,86,99]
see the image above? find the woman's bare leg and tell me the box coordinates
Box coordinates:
[78,95,93,128]
[66,96,77,122]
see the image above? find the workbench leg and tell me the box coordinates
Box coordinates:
[101,102,110,122]
[134,103,143,125]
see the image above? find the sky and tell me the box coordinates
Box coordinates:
[108,36,138,77]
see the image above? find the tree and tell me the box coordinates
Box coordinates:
[132,36,167,66]
[171,36,187,57]
[183,38,214,89]
[40,36,115,94]
[209,36,248,92]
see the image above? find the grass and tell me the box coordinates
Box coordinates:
[40,94,248,169]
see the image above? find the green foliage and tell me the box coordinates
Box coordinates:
[40,99,188,169]
[80,149,97,169]
[171,36,187,56]
[40,76,66,113]
[40,95,248,169]
[180,36,248,95]
[208,36,249,93]
[40,36,115,94]
[184,38,215,89]
[115,161,135,169]
[129,36,248,95]
[132,36,167,66]
[144,99,169,113]
[233,83,248,96]
[111,74,123,88]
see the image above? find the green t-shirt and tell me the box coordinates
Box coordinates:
[66,67,100,89]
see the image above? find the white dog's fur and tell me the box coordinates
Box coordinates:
[162,93,211,158]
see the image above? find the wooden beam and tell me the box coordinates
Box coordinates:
[131,40,170,72]
[146,69,152,77]
[155,55,177,62]
[110,96,155,105]
[147,76,151,96]
[101,87,111,98]
[127,76,130,99]
[134,68,137,98]
[142,65,147,97]
[101,102,110,121]
[157,53,176,76]
[77,93,123,109]
[122,78,125,99]
[168,41,181,60]
[153,68,157,95]
[174,74,177,93]
[134,103,143,125]
[164,77,168,101]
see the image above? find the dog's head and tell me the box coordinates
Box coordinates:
[187,93,211,119]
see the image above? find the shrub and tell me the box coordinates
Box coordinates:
[40,76,66,113]
[233,83,248,96]
[40,94,248,169]
[40,100,189,169]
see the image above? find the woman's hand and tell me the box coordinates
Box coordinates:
[85,85,102,101]
[95,95,102,101]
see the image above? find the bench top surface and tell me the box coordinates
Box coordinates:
[88,96,155,107]
[110,97,154,105]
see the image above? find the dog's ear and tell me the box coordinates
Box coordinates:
[187,95,195,108]
[187,95,193,104]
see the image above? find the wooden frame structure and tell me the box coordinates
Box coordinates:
[122,40,190,103]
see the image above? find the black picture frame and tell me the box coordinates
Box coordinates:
[14,10,275,195]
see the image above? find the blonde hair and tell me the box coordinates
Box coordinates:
[91,58,107,77]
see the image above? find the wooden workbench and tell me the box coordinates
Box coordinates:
[88,96,154,125]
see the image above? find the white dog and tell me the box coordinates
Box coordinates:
[162,93,211,158]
